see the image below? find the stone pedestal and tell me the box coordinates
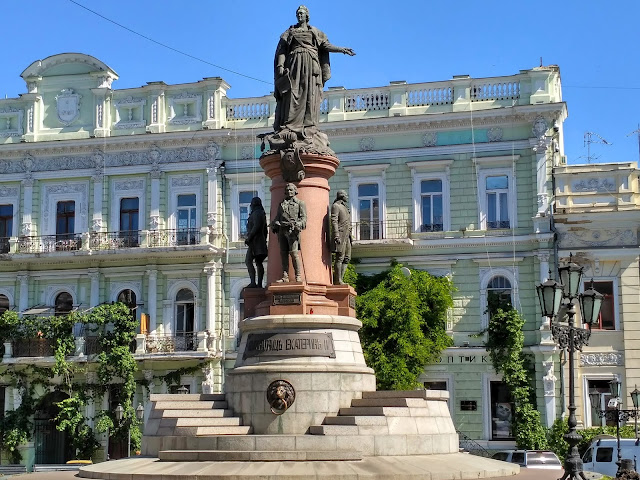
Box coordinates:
[226,314,375,435]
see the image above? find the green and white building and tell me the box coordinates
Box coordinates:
[0,52,572,463]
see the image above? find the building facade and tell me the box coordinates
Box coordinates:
[0,53,569,463]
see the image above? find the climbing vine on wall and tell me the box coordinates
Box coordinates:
[484,299,548,449]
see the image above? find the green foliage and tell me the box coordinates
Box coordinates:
[0,383,36,464]
[485,303,548,449]
[55,396,100,460]
[547,418,637,462]
[353,263,454,390]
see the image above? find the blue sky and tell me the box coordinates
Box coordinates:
[2,0,639,164]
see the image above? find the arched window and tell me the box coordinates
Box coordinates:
[117,289,137,328]
[0,294,9,315]
[487,276,512,315]
[54,292,73,316]
[175,288,194,335]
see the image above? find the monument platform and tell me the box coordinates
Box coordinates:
[78,453,520,479]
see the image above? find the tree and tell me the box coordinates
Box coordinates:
[350,263,454,390]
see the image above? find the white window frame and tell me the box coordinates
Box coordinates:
[479,267,519,329]
[111,283,143,324]
[166,280,199,334]
[408,160,452,234]
[482,372,509,442]
[0,288,15,311]
[0,191,19,241]
[42,181,89,236]
[476,162,517,231]
[582,277,619,331]
[168,175,202,232]
[110,178,146,233]
[344,164,389,241]
[228,172,265,242]
[582,374,620,428]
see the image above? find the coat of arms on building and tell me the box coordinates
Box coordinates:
[55,88,82,126]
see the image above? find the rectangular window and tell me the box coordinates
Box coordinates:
[588,379,616,427]
[591,281,615,330]
[176,303,195,333]
[358,183,380,240]
[490,381,514,440]
[420,179,443,232]
[177,194,196,245]
[56,201,75,238]
[486,175,509,229]
[239,190,257,239]
[119,197,139,247]
[0,205,13,254]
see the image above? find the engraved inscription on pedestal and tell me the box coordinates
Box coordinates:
[349,295,356,309]
[273,293,302,305]
[243,332,335,359]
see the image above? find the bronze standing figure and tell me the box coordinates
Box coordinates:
[244,197,268,288]
[271,183,307,282]
[331,190,352,285]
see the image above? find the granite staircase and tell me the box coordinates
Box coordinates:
[143,390,457,461]
[145,394,252,437]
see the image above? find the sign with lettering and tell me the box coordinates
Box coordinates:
[243,333,335,359]
[437,355,490,364]
[273,293,302,305]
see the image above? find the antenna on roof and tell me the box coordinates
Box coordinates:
[581,131,612,164]
[626,124,640,164]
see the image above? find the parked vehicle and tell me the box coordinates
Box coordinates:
[582,437,640,477]
[491,450,563,470]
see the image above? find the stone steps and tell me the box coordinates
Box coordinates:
[158,449,362,462]
[338,406,430,417]
[145,394,249,438]
[350,397,427,408]
[322,415,387,426]
[160,417,242,427]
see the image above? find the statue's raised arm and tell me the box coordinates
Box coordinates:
[267,5,355,155]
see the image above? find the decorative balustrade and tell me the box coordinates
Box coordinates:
[147,228,201,247]
[90,231,141,250]
[345,91,390,112]
[470,79,520,102]
[18,234,82,254]
[145,333,197,353]
[352,219,411,241]
[12,338,53,357]
[226,100,270,120]
[407,86,453,106]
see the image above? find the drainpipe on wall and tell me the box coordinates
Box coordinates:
[219,162,228,391]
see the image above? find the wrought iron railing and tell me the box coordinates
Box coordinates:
[487,220,511,229]
[147,229,201,247]
[420,223,444,233]
[90,231,141,250]
[351,220,411,241]
[457,430,490,457]
[0,237,9,254]
[145,333,197,353]
[18,234,82,253]
[12,338,54,357]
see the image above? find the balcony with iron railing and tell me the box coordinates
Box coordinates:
[351,219,412,242]
[144,333,198,353]
[3,228,206,255]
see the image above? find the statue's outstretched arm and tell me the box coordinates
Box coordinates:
[324,43,356,56]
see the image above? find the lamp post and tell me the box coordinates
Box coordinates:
[589,380,638,476]
[630,385,640,439]
[536,256,603,480]
[115,403,145,458]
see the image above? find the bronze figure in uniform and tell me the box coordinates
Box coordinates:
[271,183,307,282]
[244,197,268,288]
[330,190,352,285]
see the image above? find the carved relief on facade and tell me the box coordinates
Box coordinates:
[580,352,624,367]
[542,361,556,397]
[572,178,616,193]
[359,137,375,151]
[168,92,202,125]
[487,127,503,142]
[422,131,437,147]
[114,96,146,129]
[55,89,82,126]
[559,228,637,248]
[0,107,25,138]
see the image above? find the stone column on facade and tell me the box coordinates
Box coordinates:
[202,78,229,130]
[205,143,221,236]
[146,269,158,334]
[149,169,162,233]
[91,87,111,138]
[201,361,218,394]
[21,177,34,237]
[20,91,40,143]
[542,360,557,428]
[85,372,98,429]
[531,116,552,231]
[17,272,29,315]
[145,86,166,134]
[88,269,100,308]
[143,370,154,425]
[91,166,105,235]
[204,263,218,334]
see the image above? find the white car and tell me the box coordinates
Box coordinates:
[492,450,563,470]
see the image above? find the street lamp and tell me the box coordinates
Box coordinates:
[536,255,603,480]
[631,386,640,438]
[114,403,145,458]
[589,379,638,476]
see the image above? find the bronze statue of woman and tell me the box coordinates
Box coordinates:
[273,5,355,147]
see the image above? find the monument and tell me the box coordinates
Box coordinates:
[80,6,518,479]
